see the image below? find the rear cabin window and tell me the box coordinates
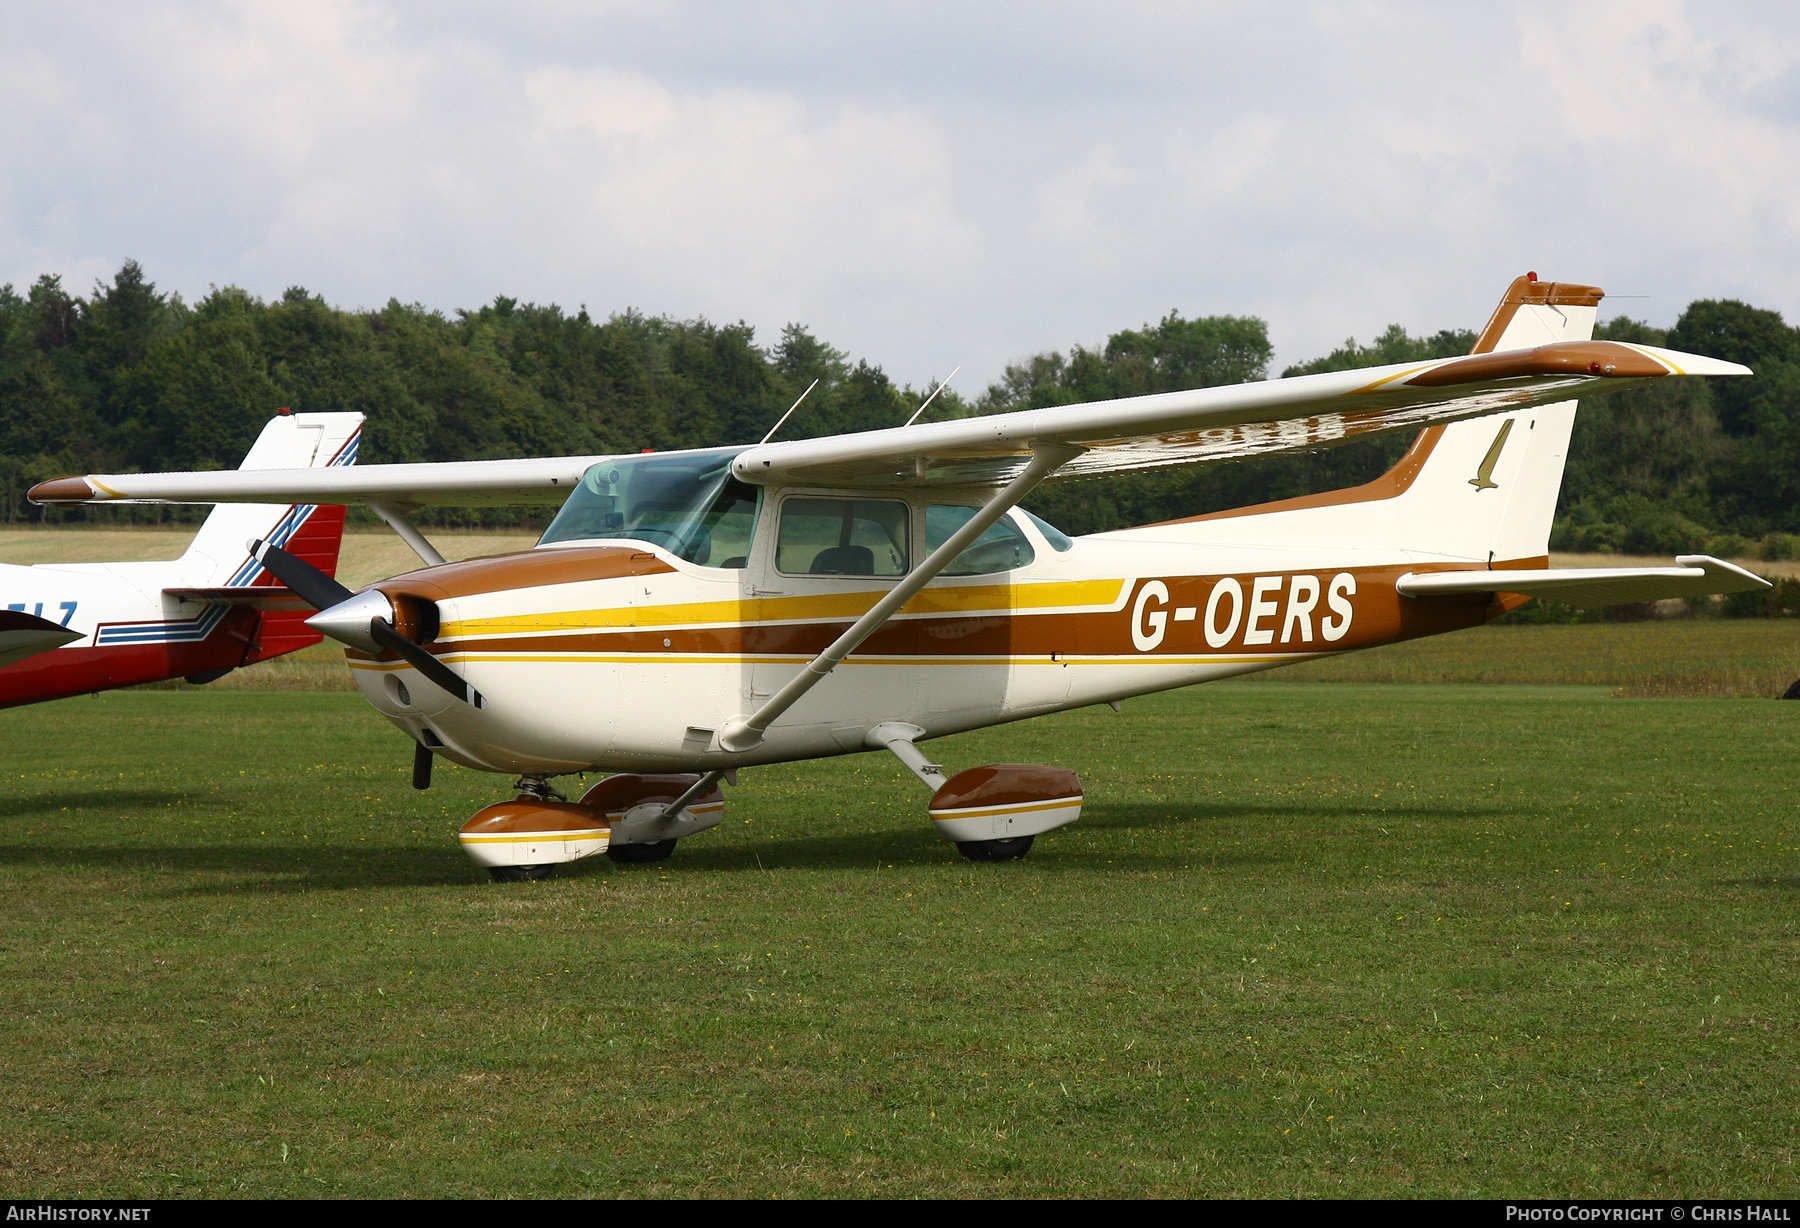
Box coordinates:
[925,506,1037,575]
[777,498,909,577]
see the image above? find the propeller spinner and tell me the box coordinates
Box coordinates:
[247,538,486,709]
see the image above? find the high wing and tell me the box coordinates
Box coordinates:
[29,339,1748,508]
[1398,556,1769,608]
[732,341,1747,489]
[29,456,600,508]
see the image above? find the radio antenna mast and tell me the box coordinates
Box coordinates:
[759,378,821,445]
[904,366,960,428]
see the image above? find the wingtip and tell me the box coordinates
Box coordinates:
[1634,345,1754,377]
[26,477,97,505]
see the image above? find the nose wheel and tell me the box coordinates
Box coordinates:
[458,775,610,884]
[488,864,556,882]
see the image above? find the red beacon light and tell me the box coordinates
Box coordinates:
[1526,271,1538,282]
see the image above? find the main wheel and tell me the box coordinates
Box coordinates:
[606,839,678,864]
[955,835,1035,862]
[488,864,555,882]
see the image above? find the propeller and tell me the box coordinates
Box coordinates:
[365,618,486,708]
[248,538,485,709]
[247,537,352,609]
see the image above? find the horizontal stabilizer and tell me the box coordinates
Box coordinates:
[1396,556,1769,608]
[164,586,309,611]
[0,610,84,668]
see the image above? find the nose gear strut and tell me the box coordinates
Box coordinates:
[513,774,567,803]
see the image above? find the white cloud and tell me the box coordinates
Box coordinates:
[1,0,1797,387]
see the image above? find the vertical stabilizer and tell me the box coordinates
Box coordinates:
[1385,275,1600,562]
[180,412,362,587]
[1126,275,1603,564]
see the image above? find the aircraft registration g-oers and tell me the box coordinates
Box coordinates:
[30,275,1768,881]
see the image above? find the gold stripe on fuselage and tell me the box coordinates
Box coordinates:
[437,578,1126,640]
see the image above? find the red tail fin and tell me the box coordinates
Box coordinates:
[247,504,349,662]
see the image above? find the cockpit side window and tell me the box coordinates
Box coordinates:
[776,498,909,577]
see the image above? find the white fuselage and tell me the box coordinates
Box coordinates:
[346,507,1484,777]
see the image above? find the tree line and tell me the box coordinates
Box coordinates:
[4,261,1798,563]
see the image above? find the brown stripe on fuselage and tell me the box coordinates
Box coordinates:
[1147,423,1448,526]
[384,558,1545,664]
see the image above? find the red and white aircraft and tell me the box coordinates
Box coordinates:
[1,411,361,706]
[28,277,1767,878]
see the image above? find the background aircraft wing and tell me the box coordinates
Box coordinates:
[1397,555,1769,608]
[728,340,1749,489]
[0,610,84,668]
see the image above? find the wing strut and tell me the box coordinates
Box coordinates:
[656,769,728,822]
[717,444,1082,753]
[367,501,446,567]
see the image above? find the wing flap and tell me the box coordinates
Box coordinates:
[1396,556,1769,608]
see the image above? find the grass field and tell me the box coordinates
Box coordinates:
[2,685,1797,1198]
[0,525,540,589]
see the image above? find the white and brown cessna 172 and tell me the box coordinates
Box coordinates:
[29,275,1767,879]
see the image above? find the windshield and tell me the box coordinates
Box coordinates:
[539,447,759,567]
[926,506,1036,574]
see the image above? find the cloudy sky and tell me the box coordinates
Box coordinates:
[2,1,1797,389]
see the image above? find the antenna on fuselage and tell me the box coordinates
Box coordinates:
[759,379,821,446]
[903,366,960,428]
